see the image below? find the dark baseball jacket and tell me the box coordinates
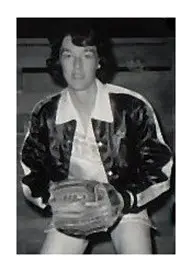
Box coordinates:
[20,79,173,214]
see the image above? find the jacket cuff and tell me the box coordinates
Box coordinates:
[116,188,136,214]
[21,182,48,209]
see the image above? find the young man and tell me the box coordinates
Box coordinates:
[20,25,173,254]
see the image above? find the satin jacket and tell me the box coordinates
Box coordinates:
[21,79,173,214]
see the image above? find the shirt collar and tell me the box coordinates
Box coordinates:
[55,79,113,125]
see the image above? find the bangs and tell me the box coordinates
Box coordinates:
[69,28,97,47]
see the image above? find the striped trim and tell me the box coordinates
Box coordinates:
[162,158,173,177]
[20,128,32,176]
[20,160,31,175]
[136,179,170,207]
[21,183,47,209]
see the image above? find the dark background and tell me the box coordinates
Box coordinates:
[17,17,175,38]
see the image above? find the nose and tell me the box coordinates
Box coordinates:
[73,56,83,71]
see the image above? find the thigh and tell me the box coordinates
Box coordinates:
[40,228,89,254]
[110,220,152,254]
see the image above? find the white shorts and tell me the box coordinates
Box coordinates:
[45,208,155,234]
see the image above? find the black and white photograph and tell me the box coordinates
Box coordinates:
[16,17,175,254]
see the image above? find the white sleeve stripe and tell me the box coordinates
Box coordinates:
[162,158,173,177]
[136,157,173,207]
[20,129,31,175]
[136,178,170,207]
[148,104,164,144]
[20,129,30,152]
[20,160,31,175]
[21,183,47,209]
[19,129,30,157]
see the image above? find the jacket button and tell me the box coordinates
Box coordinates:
[107,170,119,180]
[107,170,113,177]
[97,141,103,147]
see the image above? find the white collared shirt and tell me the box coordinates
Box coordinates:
[57,79,113,183]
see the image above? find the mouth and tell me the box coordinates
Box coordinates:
[72,73,84,79]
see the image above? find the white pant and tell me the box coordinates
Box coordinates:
[41,220,152,254]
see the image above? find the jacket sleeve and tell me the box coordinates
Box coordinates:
[20,103,51,210]
[117,99,173,213]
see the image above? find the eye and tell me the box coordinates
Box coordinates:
[60,51,72,59]
[84,51,94,58]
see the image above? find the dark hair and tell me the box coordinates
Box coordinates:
[46,23,116,87]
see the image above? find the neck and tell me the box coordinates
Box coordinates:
[69,81,97,106]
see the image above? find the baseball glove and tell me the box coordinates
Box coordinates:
[49,180,124,237]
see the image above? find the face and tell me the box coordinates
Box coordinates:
[60,35,99,91]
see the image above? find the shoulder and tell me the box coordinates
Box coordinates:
[31,91,62,117]
[106,83,152,109]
